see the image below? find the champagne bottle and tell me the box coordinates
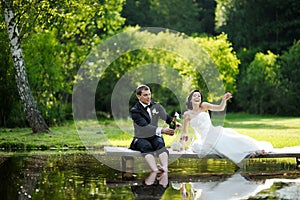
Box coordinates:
[169,115,177,129]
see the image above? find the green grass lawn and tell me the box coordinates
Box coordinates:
[0,113,299,150]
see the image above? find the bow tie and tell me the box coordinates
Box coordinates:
[145,104,152,109]
[145,104,152,119]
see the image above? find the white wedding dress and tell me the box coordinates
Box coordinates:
[189,112,273,165]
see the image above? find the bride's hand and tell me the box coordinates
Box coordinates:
[223,92,232,101]
[180,134,188,143]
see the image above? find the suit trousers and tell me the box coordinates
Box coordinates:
[130,135,169,156]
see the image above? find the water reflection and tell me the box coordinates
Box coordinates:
[172,173,300,199]
[131,171,168,199]
[0,152,299,199]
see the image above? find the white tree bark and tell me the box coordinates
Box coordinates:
[2,0,49,133]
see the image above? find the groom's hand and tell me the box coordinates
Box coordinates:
[162,128,175,136]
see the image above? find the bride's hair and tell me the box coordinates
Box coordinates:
[186,89,203,109]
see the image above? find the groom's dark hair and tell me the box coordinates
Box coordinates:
[136,85,150,96]
[186,89,203,110]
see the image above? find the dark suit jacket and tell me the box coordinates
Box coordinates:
[130,101,173,138]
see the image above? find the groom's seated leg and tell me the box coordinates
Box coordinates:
[133,138,155,155]
[151,136,169,156]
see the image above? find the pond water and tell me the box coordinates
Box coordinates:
[0,151,299,200]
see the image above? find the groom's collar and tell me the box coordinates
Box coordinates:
[139,101,155,108]
[139,101,150,108]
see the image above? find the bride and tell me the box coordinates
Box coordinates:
[180,90,273,165]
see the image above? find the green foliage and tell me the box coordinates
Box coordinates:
[1,0,126,127]
[2,0,300,129]
[88,28,239,117]
[215,0,233,30]
[235,47,261,76]
[22,31,67,125]
[236,41,300,116]
[237,51,280,114]
[122,0,216,35]
[207,0,300,115]
[50,0,126,44]
[192,33,240,95]
[94,29,192,117]
[11,0,126,42]
[276,41,300,115]
[217,0,300,53]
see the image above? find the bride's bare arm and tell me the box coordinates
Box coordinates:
[202,92,232,112]
[180,111,190,142]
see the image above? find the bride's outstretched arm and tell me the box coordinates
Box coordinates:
[180,112,190,143]
[203,92,232,112]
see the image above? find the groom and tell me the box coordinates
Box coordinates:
[129,85,175,172]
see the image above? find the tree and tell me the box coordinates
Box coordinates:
[0,14,23,127]
[216,0,300,54]
[277,41,300,116]
[122,0,216,35]
[192,33,240,94]
[1,0,126,127]
[89,28,239,117]
[1,0,49,133]
[237,51,279,114]
[22,31,67,125]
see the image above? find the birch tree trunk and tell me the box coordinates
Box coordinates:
[2,0,49,133]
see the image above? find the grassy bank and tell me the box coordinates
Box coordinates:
[0,113,299,150]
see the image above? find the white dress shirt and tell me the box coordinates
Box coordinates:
[140,101,162,137]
